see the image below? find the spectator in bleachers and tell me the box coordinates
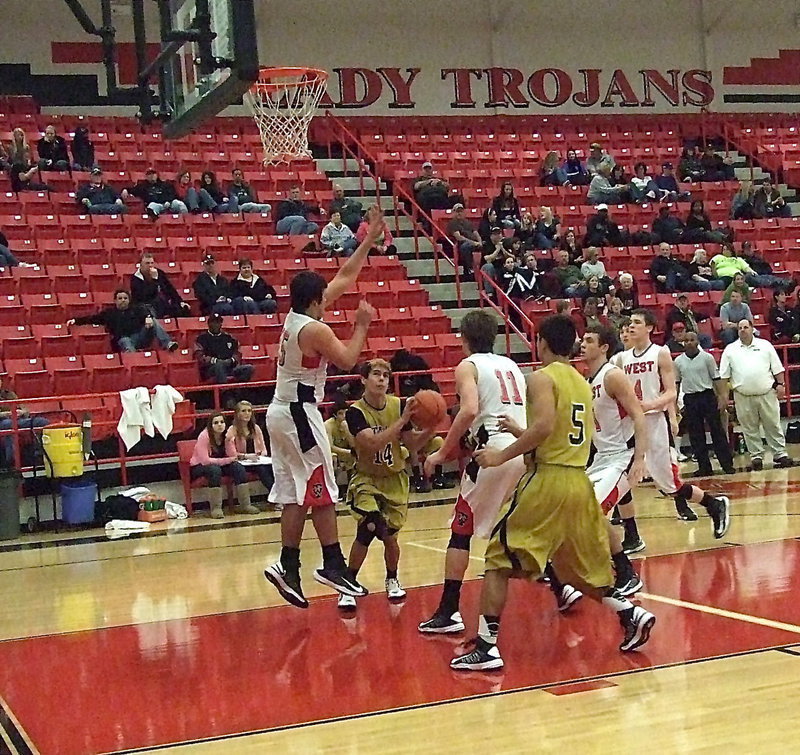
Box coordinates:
[325,393,356,497]
[446,203,482,276]
[700,144,735,182]
[730,180,756,220]
[607,296,626,333]
[584,204,625,247]
[655,162,691,202]
[194,314,254,385]
[722,271,751,305]
[228,168,273,215]
[552,249,585,297]
[76,168,127,215]
[329,184,363,232]
[6,128,31,167]
[678,146,704,183]
[193,254,234,316]
[610,163,630,190]
[586,142,615,176]
[539,151,566,187]
[0,373,49,464]
[615,272,639,315]
[573,296,609,337]
[580,246,608,282]
[67,289,179,353]
[189,412,237,519]
[768,290,800,344]
[666,294,712,349]
[534,206,560,250]
[275,184,319,235]
[559,228,583,264]
[491,182,522,229]
[481,225,505,264]
[0,229,33,268]
[650,242,691,293]
[686,248,725,291]
[320,211,358,256]
[665,321,689,353]
[355,204,396,256]
[581,275,608,311]
[587,164,628,206]
[719,290,754,345]
[514,211,537,250]
[225,401,274,510]
[199,171,236,213]
[413,161,461,226]
[711,241,794,292]
[477,207,499,242]
[129,168,187,218]
[753,176,791,219]
[652,204,686,244]
[229,258,278,315]
[481,235,517,296]
[630,162,661,204]
[563,148,590,186]
[506,252,541,303]
[10,159,51,193]
[36,125,70,172]
[71,127,95,171]
[684,199,727,244]
[176,171,210,213]
[0,142,8,171]
[131,252,191,318]
[719,319,793,471]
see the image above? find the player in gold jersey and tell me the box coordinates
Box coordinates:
[451,315,656,671]
[338,359,434,611]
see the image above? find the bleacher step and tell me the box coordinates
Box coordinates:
[314,158,362,173]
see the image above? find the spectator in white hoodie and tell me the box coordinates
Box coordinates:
[320,211,358,256]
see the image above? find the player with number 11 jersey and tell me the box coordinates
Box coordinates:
[418,310,527,634]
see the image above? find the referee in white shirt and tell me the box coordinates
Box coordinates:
[719,319,794,471]
[675,332,735,476]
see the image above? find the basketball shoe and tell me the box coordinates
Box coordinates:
[556,584,583,613]
[619,605,656,652]
[615,572,643,597]
[337,593,357,610]
[450,637,504,671]
[385,577,406,600]
[264,562,308,609]
[313,567,369,597]
[418,611,465,634]
[707,495,730,539]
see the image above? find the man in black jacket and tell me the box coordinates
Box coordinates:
[652,205,685,244]
[275,185,320,235]
[37,125,70,172]
[67,289,179,352]
[583,204,624,247]
[194,314,254,384]
[229,258,278,314]
[227,168,272,214]
[130,253,191,318]
[650,242,691,293]
[128,169,187,219]
[76,168,127,215]
[192,255,233,315]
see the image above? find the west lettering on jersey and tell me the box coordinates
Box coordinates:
[623,361,656,375]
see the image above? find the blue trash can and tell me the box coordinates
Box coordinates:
[61,478,97,524]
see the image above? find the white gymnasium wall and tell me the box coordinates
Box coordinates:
[1,0,799,114]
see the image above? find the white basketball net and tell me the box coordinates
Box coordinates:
[243,68,328,166]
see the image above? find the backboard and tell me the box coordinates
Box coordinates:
[158,0,259,138]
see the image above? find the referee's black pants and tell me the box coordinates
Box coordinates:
[683,389,733,472]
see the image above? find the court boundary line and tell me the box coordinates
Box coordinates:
[0,692,37,755]
[104,641,798,754]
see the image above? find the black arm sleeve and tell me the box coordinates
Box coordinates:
[345,406,369,437]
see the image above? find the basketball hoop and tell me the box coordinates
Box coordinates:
[244,66,329,166]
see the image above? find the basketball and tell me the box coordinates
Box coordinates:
[411,390,447,429]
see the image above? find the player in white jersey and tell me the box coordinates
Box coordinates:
[620,309,730,539]
[263,217,384,608]
[418,310,528,634]
[581,325,649,595]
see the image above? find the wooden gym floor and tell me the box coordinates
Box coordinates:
[1,462,800,754]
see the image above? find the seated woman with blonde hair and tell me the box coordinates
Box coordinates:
[225,400,275,514]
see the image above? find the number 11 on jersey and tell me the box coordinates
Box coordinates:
[495,369,524,406]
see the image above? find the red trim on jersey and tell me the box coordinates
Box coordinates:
[304,465,334,507]
[451,495,475,536]
[601,484,621,515]
[301,353,322,369]
[671,461,683,491]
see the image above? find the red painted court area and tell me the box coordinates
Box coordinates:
[1,540,799,754]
